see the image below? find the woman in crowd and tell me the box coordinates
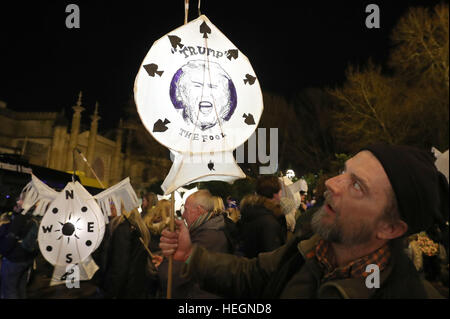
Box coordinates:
[212,196,225,214]
[100,208,159,298]
[143,200,171,253]
[141,192,158,218]
[225,196,241,223]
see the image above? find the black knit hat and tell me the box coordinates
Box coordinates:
[362,144,449,235]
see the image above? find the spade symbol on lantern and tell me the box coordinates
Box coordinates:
[200,21,211,38]
[243,74,256,85]
[226,49,238,60]
[144,63,164,77]
[168,35,184,50]
[208,161,215,171]
[243,113,256,125]
[153,119,171,132]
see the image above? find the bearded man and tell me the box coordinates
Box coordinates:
[160,144,448,298]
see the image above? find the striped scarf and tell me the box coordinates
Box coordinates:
[189,211,215,232]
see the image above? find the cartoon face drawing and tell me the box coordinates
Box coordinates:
[170,60,237,131]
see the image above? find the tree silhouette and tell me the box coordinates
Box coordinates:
[328,3,449,153]
[389,4,449,89]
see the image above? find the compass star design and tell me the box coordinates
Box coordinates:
[55,213,83,244]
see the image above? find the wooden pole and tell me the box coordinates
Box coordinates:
[122,210,154,258]
[139,237,154,258]
[184,0,189,25]
[75,148,105,188]
[167,191,175,299]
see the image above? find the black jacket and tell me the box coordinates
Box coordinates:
[238,194,287,258]
[101,222,150,298]
[0,212,39,262]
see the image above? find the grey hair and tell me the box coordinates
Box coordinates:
[191,189,215,213]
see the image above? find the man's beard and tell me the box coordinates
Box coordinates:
[311,192,374,245]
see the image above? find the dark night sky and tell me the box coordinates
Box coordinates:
[0,0,442,131]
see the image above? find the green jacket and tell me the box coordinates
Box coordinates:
[181,234,443,299]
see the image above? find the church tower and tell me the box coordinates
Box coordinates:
[66,92,84,171]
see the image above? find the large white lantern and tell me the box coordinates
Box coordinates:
[134,15,263,194]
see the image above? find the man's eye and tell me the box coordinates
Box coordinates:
[353,181,361,191]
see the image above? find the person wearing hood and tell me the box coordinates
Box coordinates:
[157,189,231,298]
[238,176,287,258]
[98,208,159,299]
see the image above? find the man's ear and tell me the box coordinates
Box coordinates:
[376,219,408,240]
[197,205,206,214]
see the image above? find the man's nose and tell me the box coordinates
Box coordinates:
[325,174,346,195]
[204,83,214,95]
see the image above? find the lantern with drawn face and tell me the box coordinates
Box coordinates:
[170,60,237,131]
[134,15,263,194]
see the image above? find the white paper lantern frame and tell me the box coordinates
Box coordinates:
[38,182,104,266]
[134,15,263,194]
[22,175,140,267]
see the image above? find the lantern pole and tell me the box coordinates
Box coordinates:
[184,0,189,25]
[75,148,105,188]
[122,209,154,258]
[167,191,175,299]
[72,149,77,183]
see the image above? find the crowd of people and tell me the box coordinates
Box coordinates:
[0,144,448,299]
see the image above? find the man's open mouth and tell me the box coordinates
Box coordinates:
[199,101,213,115]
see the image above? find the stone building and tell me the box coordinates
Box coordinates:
[0,93,171,195]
